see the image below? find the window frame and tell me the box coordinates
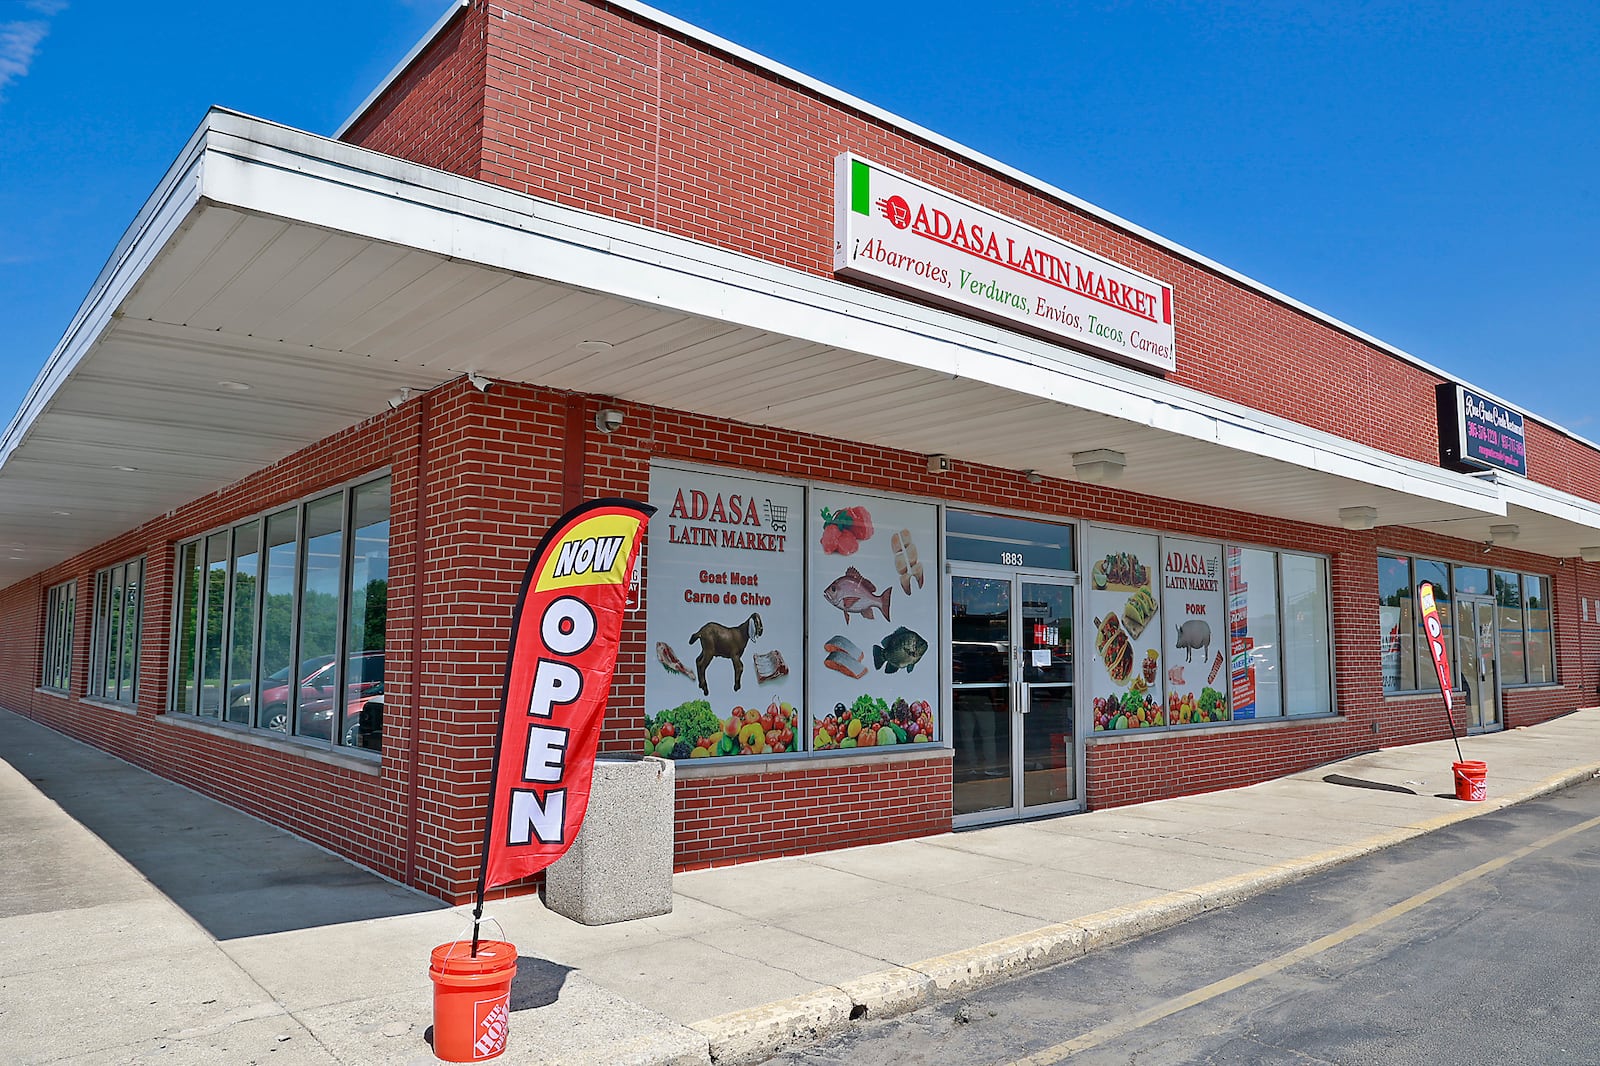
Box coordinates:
[1378,552,1555,695]
[168,469,391,756]
[41,579,76,693]
[88,558,144,705]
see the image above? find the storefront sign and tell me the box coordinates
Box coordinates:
[646,468,805,759]
[1436,383,1527,477]
[809,491,940,750]
[834,155,1177,373]
[482,498,653,890]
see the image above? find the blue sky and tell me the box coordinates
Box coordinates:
[3,1,1595,436]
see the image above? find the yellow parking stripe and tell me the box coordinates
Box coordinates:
[1006,811,1600,1065]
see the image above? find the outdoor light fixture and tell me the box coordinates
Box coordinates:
[1071,449,1125,484]
[926,454,951,474]
[577,339,615,354]
[1581,547,1600,563]
[1489,524,1520,545]
[595,408,625,433]
[1338,506,1379,531]
[216,380,252,392]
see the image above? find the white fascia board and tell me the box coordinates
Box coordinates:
[333,0,1588,455]
[1501,477,1600,534]
[0,124,209,470]
[198,111,1503,517]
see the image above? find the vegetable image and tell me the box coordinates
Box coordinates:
[819,505,875,555]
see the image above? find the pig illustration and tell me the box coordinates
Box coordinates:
[1175,620,1212,662]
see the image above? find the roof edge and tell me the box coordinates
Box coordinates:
[328,0,1592,456]
[332,0,471,139]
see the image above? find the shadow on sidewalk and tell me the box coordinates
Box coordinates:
[0,708,443,940]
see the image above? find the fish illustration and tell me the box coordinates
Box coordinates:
[824,634,865,661]
[822,566,891,625]
[824,650,869,679]
[872,626,929,674]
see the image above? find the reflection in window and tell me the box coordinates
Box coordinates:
[1378,554,1415,693]
[1282,554,1331,715]
[1239,548,1282,719]
[344,479,390,751]
[41,581,75,693]
[259,509,299,733]
[90,558,143,704]
[1495,572,1526,686]
[171,473,390,754]
[227,522,260,725]
[294,495,344,742]
[1525,576,1554,683]
[200,534,228,718]
[1413,559,1451,692]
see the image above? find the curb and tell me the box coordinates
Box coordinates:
[679,761,1600,1065]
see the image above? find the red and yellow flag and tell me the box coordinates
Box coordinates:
[481,498,654,891]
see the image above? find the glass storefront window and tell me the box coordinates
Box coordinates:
[1413,559,1451,692]
[947,510,1074,571]
[176,542,201,714]
[1282,554,1332,715]
[1236,547,1282,719]
[172,474,391,753]
[1524,575,1554,683]
[227,522,260,725]
[344,478,391,752]
[1453,566,1490,597]
[294,494,344,743]
[1378,554,1415,693]
[200,533,228,718]
[1494,571,1526,686]
[259,509,299,733]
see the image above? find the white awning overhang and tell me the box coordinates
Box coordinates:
[0,110,1525,588]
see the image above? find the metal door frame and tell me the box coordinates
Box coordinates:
[951,566,1081,827]
[1455,594,1503,734]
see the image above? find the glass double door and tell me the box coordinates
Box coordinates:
[1455,596,1501,733]
[952,573,1077,824]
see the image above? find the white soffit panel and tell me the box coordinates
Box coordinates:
[0,110,1537,587]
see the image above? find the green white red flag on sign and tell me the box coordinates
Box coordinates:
[470,498,655,952]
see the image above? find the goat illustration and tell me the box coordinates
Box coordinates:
[689,613,763,695]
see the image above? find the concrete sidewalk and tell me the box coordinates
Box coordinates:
[3,708,1598,1066]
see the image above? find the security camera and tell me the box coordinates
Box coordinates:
[595,408,624,433]
[466,372,492,392]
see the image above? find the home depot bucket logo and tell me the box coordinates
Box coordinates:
[473,998,509,1059]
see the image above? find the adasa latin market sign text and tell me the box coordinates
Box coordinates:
[833,154,1177,373]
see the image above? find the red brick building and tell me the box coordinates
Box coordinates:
[4,0,1598,904]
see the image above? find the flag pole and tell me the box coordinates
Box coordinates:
[470,547,543,958]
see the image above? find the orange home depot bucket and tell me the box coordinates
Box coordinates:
[429,940,518,1062]
[1453,760,1488,802]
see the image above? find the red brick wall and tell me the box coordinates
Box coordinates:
[341,3,489,179]
[337,0,1600,506]
[3,377,1592,897]
[0,409,421,882]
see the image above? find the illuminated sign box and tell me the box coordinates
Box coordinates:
[1436,383,1527,478]
[833,154,1177,374]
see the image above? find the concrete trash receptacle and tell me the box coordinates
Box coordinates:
[541,755,675,924]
